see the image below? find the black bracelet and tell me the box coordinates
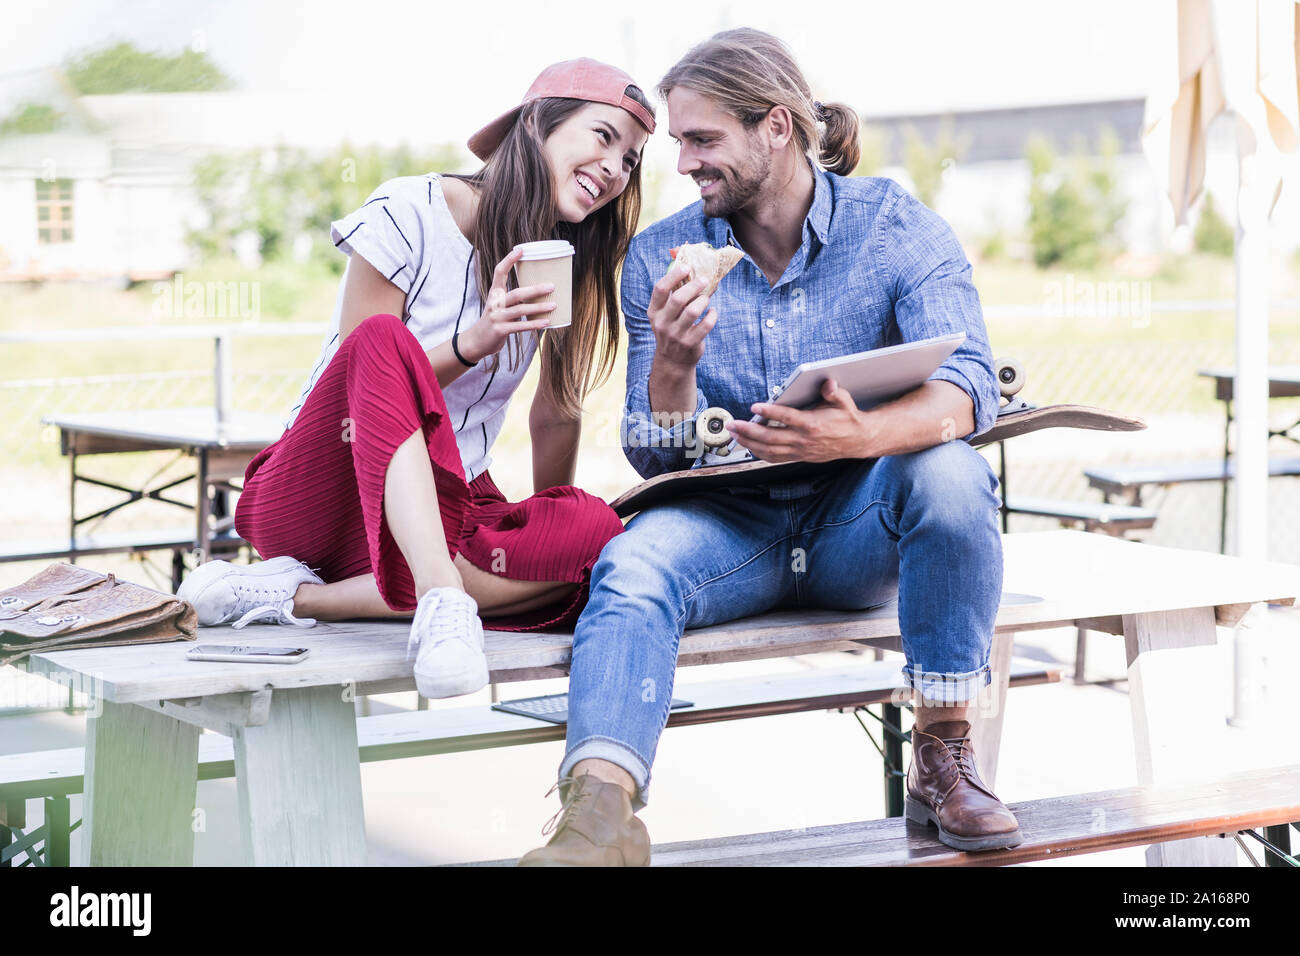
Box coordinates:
[451,331,476,368]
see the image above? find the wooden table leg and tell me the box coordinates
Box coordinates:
[971,630,1014,791]
[232,685,366,866]
[68,445,78,565]
[195,448,211,565]
[1074,626,1089,683]
[1123,606,1238,866]
[44,795,71,866]
[82,701,200,865]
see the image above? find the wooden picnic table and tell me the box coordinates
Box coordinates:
[40,407,285,567]
[21,530,1300,867]
[1198,367,1300,551]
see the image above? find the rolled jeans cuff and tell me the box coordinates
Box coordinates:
[560,735,652,811]
[901,662,991,704]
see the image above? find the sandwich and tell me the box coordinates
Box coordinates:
[668,242,744,296]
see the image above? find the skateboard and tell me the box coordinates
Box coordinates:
[609,357,1145,518]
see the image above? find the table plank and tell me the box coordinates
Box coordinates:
[233,685,365,866]
[1122,607,1236,865]
[81,701,199,865]
[1198,366,1300,401]
[640,764,1300,867]
[24,531,1300,703]
[43,407,284,451]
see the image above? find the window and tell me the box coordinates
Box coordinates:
[36,179,74,244]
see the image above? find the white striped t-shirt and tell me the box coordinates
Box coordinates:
[283,173,540,483]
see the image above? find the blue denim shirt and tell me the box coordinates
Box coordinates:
[619,168,998,486]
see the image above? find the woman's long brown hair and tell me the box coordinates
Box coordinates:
[447,87,652,419]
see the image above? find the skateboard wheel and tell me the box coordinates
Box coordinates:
[994,358,1025,398]
[695,407,734,449]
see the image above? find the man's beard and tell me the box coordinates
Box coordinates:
[699,147,771,218]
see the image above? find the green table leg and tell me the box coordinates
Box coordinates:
[883,702,906,818]
[1264,824,1293,867]
[44,795,70,867]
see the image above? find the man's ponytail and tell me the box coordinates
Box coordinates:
[661,29,863,177]
[816,101,860,176]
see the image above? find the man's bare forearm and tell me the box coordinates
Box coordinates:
[647,355,699,424]
[859,381,977,458]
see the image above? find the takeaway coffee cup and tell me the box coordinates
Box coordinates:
[512,240,574,328]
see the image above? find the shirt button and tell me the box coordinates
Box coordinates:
[765,319,775,328]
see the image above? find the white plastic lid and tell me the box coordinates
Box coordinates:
[514,240,575,260]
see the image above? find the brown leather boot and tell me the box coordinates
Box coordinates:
[905,719,1023,851]
[517,774,651,867]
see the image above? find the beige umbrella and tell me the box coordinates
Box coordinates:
[1139,0,1300,865]
[1143,0,1300,564]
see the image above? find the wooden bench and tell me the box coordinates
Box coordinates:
[1077,458,1300,682]
[1085,457,1300,501]
[1085,456,1300,554]
[1004,496,1158,536]
[0,527,248,591]
[18,531,1300,867]
[0,657,1062,866]
[642,764,1300,867]
[1001,499,1157,683]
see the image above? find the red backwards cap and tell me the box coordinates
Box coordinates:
[467,58,656,161]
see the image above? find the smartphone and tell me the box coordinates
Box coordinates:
[186,644,310,664]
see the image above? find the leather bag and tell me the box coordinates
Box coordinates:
[0,562,196,665]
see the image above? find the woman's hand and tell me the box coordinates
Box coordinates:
[459,248,556,362]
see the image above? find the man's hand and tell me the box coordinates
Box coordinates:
[731,379,977,463]
[648,262,717,370]
[728,378,873,463]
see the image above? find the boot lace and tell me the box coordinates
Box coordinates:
[936,733,1000,801]
[230,581,316,629]
[942,735,979,781]
[232,600,316,629]
[540,775,593,837]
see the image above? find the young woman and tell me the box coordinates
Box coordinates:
[179,59,655,699]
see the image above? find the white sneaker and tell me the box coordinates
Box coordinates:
[407,587,488,699]
[178,556,324,628]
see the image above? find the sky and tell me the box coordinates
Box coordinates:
[2,0,1171,125]
[0,0,1176,207]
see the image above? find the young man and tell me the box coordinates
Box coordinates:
[520,28,1018,866]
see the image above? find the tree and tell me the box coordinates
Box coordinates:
[0,102,62,135]
[64,41,232,94]
[853,124,887,177]
[1026,127,1126,269]
[1194,193,1235,257]
[189,144,468,271]
[903,118,968,207]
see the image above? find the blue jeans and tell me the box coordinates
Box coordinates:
[559,440,1004,808]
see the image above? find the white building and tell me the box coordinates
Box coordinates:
[0,69,185,282]
[0,68,463,283]
[0,64,1289,284]
[860,97,1280,261]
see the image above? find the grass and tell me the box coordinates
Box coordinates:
[3,248,1299,534]
[0,257,338,380]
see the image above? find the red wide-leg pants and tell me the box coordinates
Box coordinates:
[233,313,624,631]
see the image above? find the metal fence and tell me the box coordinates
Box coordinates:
[2,311,1299,583]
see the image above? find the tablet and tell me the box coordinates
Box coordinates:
[491,692,694,725]
[771,331,967,411]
